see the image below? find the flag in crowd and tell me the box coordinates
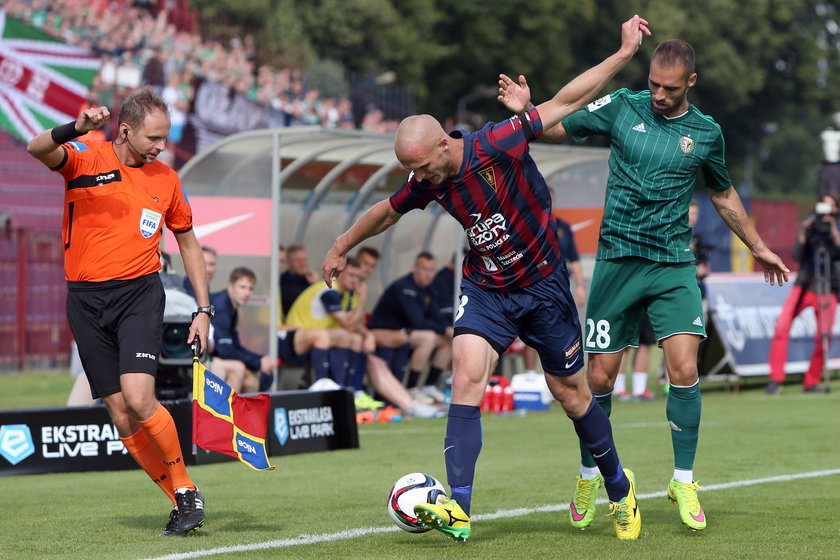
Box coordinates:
[0,11,98,141]
[192,358,275,471]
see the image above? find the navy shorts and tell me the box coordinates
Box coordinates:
[453,265,583,376]
[277,329,306,365]
[66,273,164,398]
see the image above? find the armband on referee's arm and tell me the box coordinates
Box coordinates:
[50,121,83,145]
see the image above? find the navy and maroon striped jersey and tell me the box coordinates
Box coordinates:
[389,108,561,291]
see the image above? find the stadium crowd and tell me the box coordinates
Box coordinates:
[4,0,400,142]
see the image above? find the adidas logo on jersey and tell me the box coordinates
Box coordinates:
[669,421,682,432]
[692,316,703,327]
[632,122,646,133]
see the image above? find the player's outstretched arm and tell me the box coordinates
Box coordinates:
[26,106,110,168]
[498,15,650,142]
[709,186,790,286]
[322,199,402,287]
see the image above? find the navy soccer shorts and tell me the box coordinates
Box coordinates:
[66,273,164,398]
[453,265,583,376]
[277,329,306,365]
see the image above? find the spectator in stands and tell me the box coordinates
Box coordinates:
[767,194,840,394]
[142,47,166,92]
[280,244,319,318]
[210,267,275,392]
[183,246,217,299]
[8,0,394,161]
[285,258,442,418]
[369,252,453,403]
[160,72,190,166]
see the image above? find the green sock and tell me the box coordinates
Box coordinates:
[579,392,612,469]
[667,383,701,471]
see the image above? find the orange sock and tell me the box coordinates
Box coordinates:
[121,428,177,506]
[138,403,196,492]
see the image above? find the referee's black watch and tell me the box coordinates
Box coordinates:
[193,305,215,319]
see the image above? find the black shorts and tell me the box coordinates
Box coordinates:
[66,273,164,398]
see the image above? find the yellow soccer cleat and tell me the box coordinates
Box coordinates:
[668,478,706,530]
[608,469,641,540]
[414,496,471,542]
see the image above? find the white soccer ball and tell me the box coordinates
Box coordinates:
[387,472,447,533]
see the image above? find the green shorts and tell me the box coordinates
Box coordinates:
[584,257,705,353]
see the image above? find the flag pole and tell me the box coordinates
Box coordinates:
[191,339,199,457]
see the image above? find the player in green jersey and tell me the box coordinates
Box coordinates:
[499,38,789,532]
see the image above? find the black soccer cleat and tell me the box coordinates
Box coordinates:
[175,489,205,533]
[160,508,181,537]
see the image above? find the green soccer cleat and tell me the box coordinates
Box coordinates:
[609,469,641,540]
[354,392,385,411]
[668,478,706,530]
[568,473,603,528]
[414,496,471,542]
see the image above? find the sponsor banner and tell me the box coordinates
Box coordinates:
[0,406,136,476]
[704,274,840,377]
[163,195,272,257]
[1,390,357,475]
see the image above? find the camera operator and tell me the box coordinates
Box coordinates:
[767,194,840,394]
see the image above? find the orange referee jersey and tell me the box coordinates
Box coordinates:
[53,140,193,282]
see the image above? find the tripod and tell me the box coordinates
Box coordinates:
[813,242,832,393]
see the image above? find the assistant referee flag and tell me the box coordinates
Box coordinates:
[192,358,275,471]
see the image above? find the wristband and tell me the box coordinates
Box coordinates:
[51,121,83,144]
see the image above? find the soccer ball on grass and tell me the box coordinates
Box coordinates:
[387,472,447,533]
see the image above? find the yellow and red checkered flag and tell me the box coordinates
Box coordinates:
[192,357,275,471]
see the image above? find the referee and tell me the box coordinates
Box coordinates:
[27,86,211,536]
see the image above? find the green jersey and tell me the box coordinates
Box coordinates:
[562,88,731,263]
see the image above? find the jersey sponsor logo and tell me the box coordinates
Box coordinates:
[679,135,695,154]
[466,212,508,248]
[632,122,646,133]
[140,208,163,238]
[477,166,497,192]
[587,94,612,112]
[66,168,122,190]
[481,256,499,271]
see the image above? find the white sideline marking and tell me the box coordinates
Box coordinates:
[138,469,840,560]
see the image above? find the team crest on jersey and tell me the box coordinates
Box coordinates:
[140,208,162,238]
[477,167,497,192]
[679,136,695,154]
[587,94,612,112]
